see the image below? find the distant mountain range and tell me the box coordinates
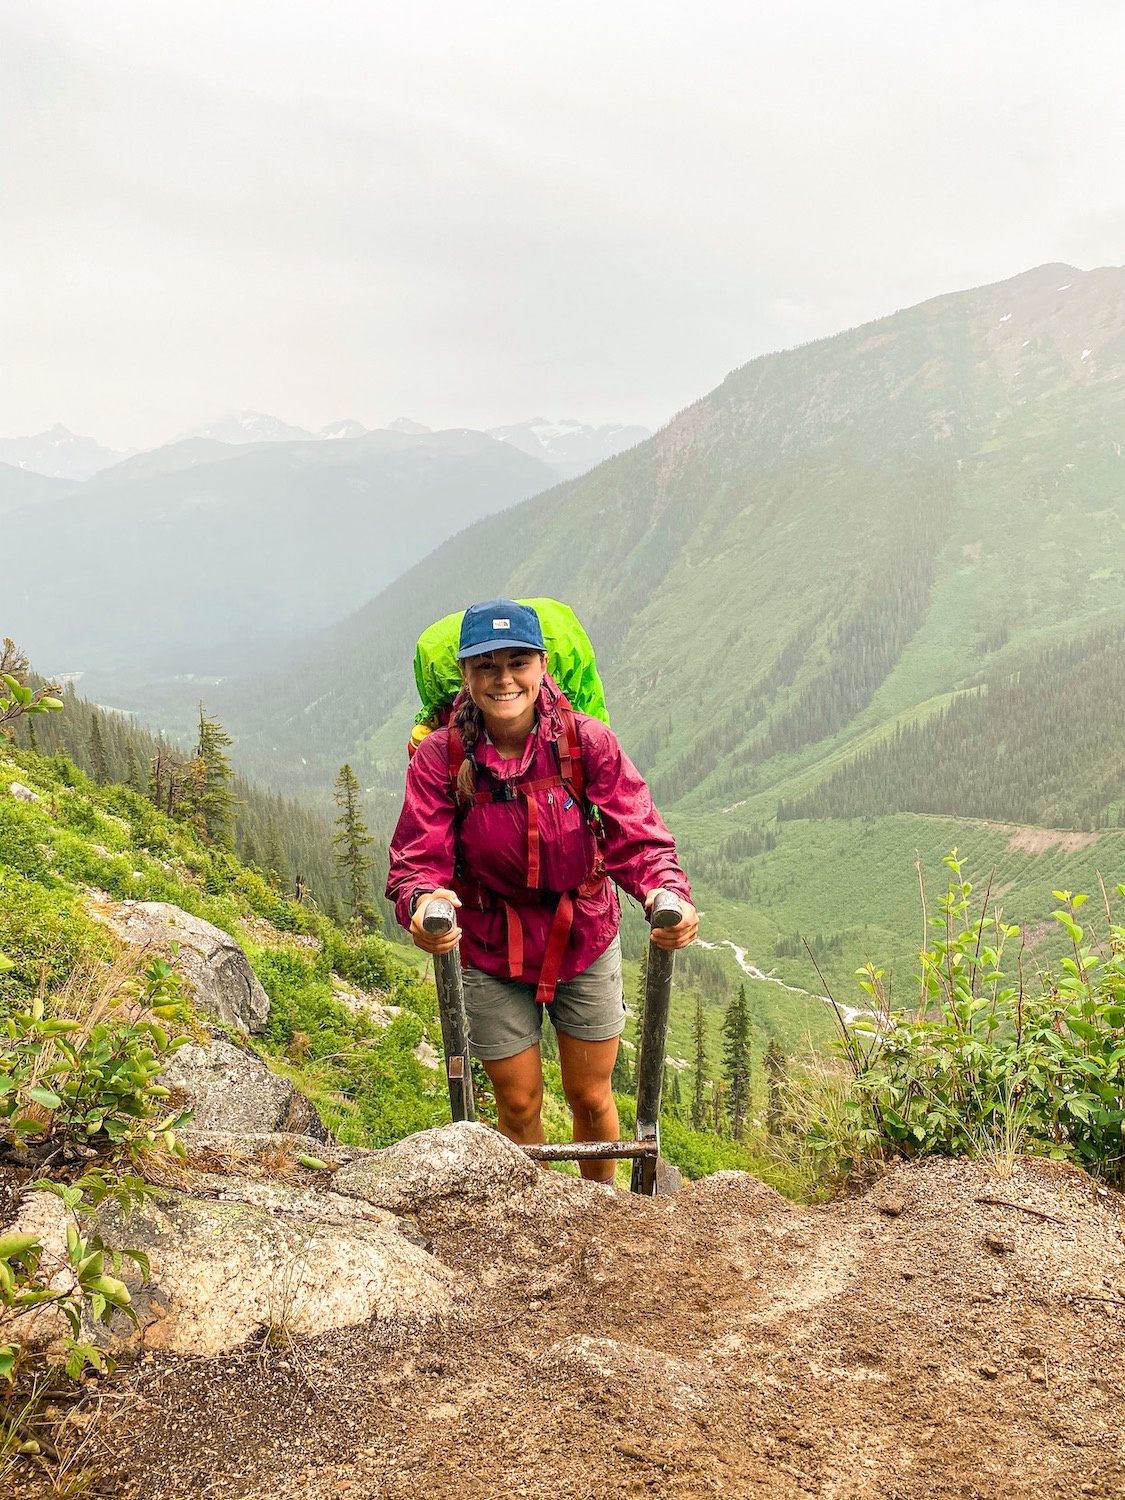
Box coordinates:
[0,424,128,482]
[4,428,559,682]
[0,413,652,484]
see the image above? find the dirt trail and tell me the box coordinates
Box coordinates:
[14,1156,1125,1500]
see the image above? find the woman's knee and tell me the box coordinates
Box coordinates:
[562,1076,613,1121]
[495,1077,543,1127]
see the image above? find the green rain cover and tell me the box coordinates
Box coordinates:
[413,599,610,726]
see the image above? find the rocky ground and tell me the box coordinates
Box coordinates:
[6,1126,1125,1500]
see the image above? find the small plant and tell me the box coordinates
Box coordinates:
[0,1172,156,1382]
[0,640,63,741]
[0,953,193,1162]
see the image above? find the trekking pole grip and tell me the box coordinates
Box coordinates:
[422,897,457,935]
[648,890,683,929]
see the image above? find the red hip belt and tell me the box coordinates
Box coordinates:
[451,872,605,1004]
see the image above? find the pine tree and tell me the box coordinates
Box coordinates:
[611,1039,633,1094]
[192,703,237,848]
[332,763,378,932]
[722,983,752,1143]
[711,1077,726,1137]
[691,995,708,1131]
[263,820,290,892]
[125,742,143,792]
[764,1038,786,1136]
[88,712,109,784]
[241,830,261,869]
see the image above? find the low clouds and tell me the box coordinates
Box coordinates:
[2,1,1123,448]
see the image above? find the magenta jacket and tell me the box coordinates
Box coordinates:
[386,677,691,988]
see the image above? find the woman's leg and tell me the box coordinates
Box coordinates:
[482,1044,547,1147]
[556,1032,621,1183]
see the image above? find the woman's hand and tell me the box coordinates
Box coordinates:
[644,890,699,950]
[409,889,462,955]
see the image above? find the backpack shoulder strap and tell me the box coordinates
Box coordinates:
[447,724,469,810]
[553,697,587,805]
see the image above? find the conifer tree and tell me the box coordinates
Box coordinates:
[610,1040,633,1095]
[332,763,378,932]
[722,983,752,1142]
[691,994,708,1130]
[88,711,109,784]
[192,703,237,848]
[241,829,261,869]
[263,820,289,891]
[125,742,143,793]
[711,1077,726,1137]
[764,1038,786,1136]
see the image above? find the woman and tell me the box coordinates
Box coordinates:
[387,599,697,1182]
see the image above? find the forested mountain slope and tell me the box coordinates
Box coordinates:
[5,428,556,687]
[220,261,1125,823]
[186,262,1125,1020]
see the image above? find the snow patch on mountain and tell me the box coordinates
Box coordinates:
[0,424,127,482]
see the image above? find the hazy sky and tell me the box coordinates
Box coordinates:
[2,1,1123,450]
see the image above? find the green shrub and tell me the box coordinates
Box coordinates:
[0,952,192,1159]
[834,853,1125,1184]
[1,1172,157,1383]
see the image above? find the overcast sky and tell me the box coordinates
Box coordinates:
[2,1,1123,450]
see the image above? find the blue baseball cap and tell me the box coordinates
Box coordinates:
[457,599,546,659]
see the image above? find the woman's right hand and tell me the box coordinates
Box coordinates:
[409,889,462,954]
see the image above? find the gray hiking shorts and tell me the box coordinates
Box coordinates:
[462,935,626,1061]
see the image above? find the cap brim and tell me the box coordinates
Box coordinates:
[456,638,545,660]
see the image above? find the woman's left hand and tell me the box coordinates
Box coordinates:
[644,890,699,950]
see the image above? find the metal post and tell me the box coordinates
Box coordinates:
[423,898,476,1124]
[630,892,681,1195]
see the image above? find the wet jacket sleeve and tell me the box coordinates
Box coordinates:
[385,731,458,932]
[579,719,692,908]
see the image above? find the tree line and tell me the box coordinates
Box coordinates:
[778,621,1125,830]
[10,669,387,930]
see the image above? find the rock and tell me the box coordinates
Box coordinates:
[163,1041,327,1140]
[984,1230,1015,1254]
[9,781,41,803]
[177,1129,368,1166]
[332,1121,539,1214]
[979,1364,999,1380]
[11,1182,458,1360]
[87,901,270,1034]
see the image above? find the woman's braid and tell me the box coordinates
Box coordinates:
[452,694,484,799]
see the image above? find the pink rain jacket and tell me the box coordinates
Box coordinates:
[387,676,691,990]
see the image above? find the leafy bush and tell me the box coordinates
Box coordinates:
[0,1173,157,1382]
[832,853,1125,1184]
[0,953,192,1160]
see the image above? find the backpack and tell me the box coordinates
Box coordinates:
[409,598,609,757]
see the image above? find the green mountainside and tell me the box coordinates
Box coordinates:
[195,261,1125,1032]
[5,428,556,689]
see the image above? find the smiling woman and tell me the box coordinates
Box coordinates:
[386,598,697,1180]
